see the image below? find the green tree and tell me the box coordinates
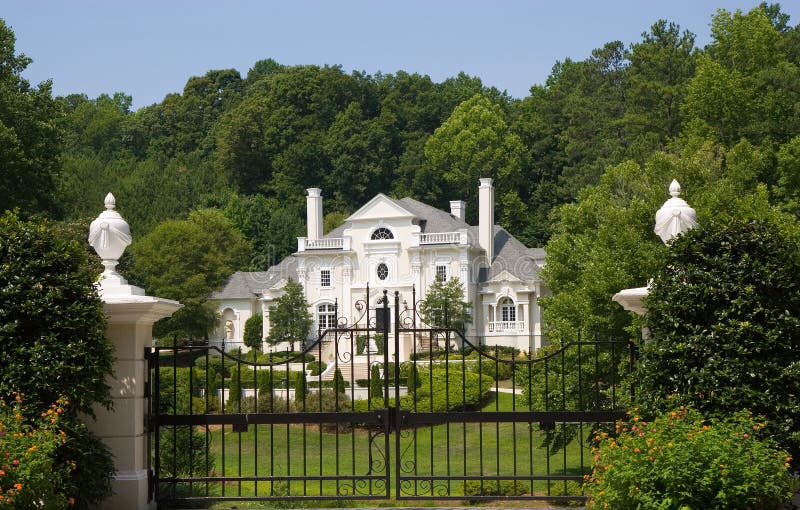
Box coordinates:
[0,19,62,216]
[131,208,250,342]
[228,364,243,407]
[293,371,308,405]
[424,94,525,224]
[369,364,383,402]
[333,368,346,394]
[243,313,264,351]
[419,277,472,333]
[638,219,800,466]
[266,279,313,351]
[0,211,114,507]
[132,208,249,300]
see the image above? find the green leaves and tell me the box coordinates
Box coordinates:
[639,220,800,465]
[266,279,313,351]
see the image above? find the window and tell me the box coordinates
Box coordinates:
[318,303,337,330]
[435,264,448,282]
[371,227,394,240]
[376,263,389,281]
[499,297,516,322]
[320,269,331,287]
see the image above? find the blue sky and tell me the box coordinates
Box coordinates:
[4,1,796,110]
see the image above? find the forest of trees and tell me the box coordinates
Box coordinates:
[4,4,800,343]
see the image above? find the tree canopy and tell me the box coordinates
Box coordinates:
[267,279,313,351]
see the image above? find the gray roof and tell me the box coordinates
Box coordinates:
[209,257,297,300]
[395,196,470,233]
[473,225,545,283]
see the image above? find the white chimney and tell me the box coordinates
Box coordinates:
[478,178,494,261]
[306,188,323,241]
[450,200,466,221]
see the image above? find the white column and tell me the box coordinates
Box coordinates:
[306,188,323,241]
[478,178,495,262]
[90,298,180,510]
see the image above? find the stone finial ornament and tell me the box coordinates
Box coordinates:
[654,180,698,244]
[88,193,142,295]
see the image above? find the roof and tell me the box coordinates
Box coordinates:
[473,225,545,283]
[209,257,297,300]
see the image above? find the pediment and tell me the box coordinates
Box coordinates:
[487,270,522,283]
[346,194,416,222]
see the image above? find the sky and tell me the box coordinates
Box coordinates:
[4,1,798,110]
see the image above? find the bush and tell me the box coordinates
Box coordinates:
[468,358,513,381]
[0,212,114,506]
[640,220,800,464]
[463,479,527,499]
[307,360,327,376]
[243,313,263,351]
[403,365,493,412]
[584,406,793,510]
[0,395,70,509]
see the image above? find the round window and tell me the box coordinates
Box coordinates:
[377,263,389,281]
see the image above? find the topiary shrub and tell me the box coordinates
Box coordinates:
[584,406,793,509]
[639,219,800,465]
[0,212,114,507]
[307,360,327,376]
[243,313,263,351]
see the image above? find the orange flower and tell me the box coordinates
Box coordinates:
[13,483,21,491]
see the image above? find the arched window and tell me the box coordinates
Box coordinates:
[376,263,389,281]
[371,227,394,240]
[499,297,516,322]
[317,303,337,330]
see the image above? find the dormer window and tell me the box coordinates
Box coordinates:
[371,227,394,240]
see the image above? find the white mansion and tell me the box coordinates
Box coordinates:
[209,178,549,359]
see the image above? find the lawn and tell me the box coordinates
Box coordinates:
[158,392,591,505]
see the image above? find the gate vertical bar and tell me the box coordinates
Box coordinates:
[382,290,391,498]
[394,291,402,499]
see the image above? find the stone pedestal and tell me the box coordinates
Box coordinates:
[88,295,180,510]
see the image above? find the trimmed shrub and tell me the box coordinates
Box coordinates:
[640,220,800,464]
[0,212,115,507]
[243,313,263,351]
[333,368,346,394]
[307,360,327,376]
[585,406,793,509]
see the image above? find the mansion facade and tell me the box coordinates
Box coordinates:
[208,178,549,359]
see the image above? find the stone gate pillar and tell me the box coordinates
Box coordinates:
[87,194,181,510]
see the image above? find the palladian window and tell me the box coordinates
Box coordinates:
[371,227,394,240]
[499,297,516,322]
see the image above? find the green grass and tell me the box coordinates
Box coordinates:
[160,392,592,505]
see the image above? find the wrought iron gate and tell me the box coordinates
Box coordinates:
[147,289,635,507]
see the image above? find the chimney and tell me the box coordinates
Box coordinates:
[478,178,494,261]
[306,188,323,241]
[450,200,466,221]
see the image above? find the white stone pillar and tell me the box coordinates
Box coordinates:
[92,297,179,510]
[478,178,495,262]
[87,194,181,510]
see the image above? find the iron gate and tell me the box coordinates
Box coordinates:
[147,289,635,507]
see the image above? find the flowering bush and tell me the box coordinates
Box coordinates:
[584,406,793,509]
[0,394,73,509]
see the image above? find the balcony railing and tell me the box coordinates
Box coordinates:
[488,321,526,333]
[297,237,350,251]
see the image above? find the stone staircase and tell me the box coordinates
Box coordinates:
[320,358,373,384]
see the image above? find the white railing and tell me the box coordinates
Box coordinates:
[488,321,526,333]
[419,232,461,245]
[298,237,349,251]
